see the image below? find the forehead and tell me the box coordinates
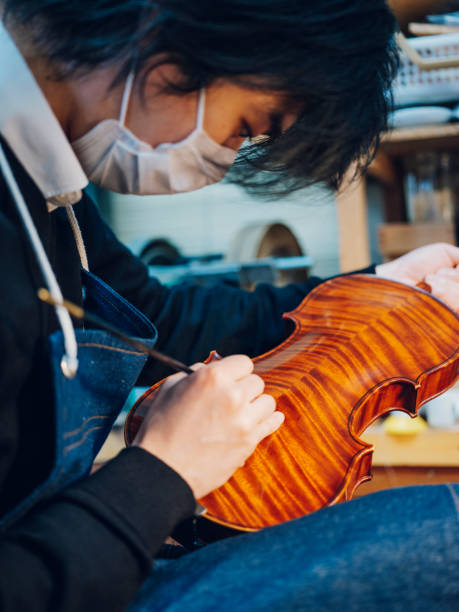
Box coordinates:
[220,79,298,110]
[214,79,301,131]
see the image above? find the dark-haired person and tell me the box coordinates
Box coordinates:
[0,2,458,611]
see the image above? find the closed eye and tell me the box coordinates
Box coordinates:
[266,113,283,139]
[238,119,253,139]
[235,111,286,144]
[238,113,284,141]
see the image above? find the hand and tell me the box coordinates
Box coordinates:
[132,355,284,499]
[375,243,459,312]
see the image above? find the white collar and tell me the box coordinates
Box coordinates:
[0,22,88,208]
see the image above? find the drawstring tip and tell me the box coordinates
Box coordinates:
[61,355,79,379]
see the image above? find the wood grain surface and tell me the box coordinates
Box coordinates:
[125,275,459,531]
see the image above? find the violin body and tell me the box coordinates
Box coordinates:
[125,275,459,532]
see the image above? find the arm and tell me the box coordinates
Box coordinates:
[3,180,292,611]
[82,199,459,377]
[0,444,194,612]
[0,320,195,612]
[80,195,357,381]
[0,193,195,611]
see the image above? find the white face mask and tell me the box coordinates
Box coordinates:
[71,72,237,195]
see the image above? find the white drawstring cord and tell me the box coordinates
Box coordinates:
[66,206,89,271]
[0,143,79,378]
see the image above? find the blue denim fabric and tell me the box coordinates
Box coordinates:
[129,484,459,611]
[0,270,157,529]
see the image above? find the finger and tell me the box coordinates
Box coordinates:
[254,411,285,444]
[249,393,277,423]
[425,274,459,312]
[440,244,459,267]
[429,267,459,280]
[236,374,265,402]
[209,354,254,380]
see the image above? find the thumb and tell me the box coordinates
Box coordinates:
[441,244,459,268]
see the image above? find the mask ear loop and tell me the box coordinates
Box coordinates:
[119,71,136,127]
[196,89,206,131]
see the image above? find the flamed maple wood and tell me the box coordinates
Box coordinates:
[125,275,459,532]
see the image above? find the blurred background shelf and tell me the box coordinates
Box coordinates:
[98,423,459,467]
[95,424,459,499]
[337,126,459,271]
[362,425,459,467]
[381,123,459,154]
[378,221,455,259]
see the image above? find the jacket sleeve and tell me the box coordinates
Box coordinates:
[0,442,195,612]
[81,195,375,383]
[0,225,195,612]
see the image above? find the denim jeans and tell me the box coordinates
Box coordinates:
[128,484,459,611]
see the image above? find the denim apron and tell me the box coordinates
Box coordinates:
[0,269,157,530]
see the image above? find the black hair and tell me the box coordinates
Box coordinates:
[3,0,398,195]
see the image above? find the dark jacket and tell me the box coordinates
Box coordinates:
[0,139,373,611]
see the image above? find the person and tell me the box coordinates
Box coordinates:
[0,1,457,611]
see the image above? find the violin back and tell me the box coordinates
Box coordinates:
[126,275,459,531]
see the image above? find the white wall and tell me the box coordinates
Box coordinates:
[106,182,340,278]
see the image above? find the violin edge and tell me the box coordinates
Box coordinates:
[199,351,459,532]
[283,273,459,325]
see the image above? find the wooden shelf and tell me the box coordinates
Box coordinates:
[96,424,459,469]
[380,123,459,155]
[337,123,459,272]
[361,425,459,467]
[379,222,456,259]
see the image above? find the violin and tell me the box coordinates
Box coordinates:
[125,274,459,534]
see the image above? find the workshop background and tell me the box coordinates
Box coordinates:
[96,0,459,498]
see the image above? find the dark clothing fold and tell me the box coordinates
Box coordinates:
[0,139,374,611]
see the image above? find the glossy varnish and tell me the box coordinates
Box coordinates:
[126,275,459,531]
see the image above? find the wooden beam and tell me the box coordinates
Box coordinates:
[336,173,371,273]
[379,222,456,259]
